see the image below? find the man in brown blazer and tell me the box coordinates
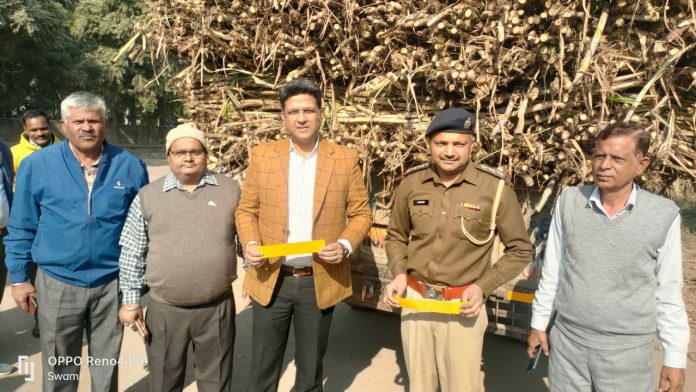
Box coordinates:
[236,78,371,392]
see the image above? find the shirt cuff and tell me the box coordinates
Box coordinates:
[9,270,30,284]
[530,314,551,332]
[662,350,687,369]
[390,262,407,277]
[337,239,352,256]
[473,275,496,297]
[122,290,141,305]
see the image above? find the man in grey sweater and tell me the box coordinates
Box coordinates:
[118,123,240,392]
[528,122,689,392]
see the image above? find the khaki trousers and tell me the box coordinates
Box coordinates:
[401,286,487,392]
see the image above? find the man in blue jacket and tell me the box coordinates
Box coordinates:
[4,91,149,391]
[0,140,13,375]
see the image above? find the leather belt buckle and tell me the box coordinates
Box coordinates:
[281,265,313,277]
[423,284,443,300]
[292,267,311,277]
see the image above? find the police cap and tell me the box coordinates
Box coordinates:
[425,108,475,138]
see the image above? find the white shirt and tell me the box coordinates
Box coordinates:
[285,138,352,267]
[285,138,319,266]
[0,178,8,228]
[531,184,690,368]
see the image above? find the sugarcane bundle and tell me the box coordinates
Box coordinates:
[132,0,696,206]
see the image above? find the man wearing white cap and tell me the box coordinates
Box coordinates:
[118,123,241,392]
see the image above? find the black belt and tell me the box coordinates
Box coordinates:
[280,265,313,277]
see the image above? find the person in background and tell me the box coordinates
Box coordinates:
[0,140,13,375]
[4,91,148,391]
[11,108,58,338]
[11,109,59,173]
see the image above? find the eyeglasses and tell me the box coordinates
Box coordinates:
[169,149,206,159]
[283,108,319,118]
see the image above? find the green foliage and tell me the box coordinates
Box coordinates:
[0,0,181,126]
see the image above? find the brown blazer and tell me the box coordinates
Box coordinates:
[236,138,372,309]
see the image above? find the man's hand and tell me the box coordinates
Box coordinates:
[12,282,37,314]
[527,328,550,357]
[119,305,148,339]
[119,305,144,327]
[658,366,685,392]
[384,273,407,308]
[318,242,345,264]
[459,283,484,317]
[240,292,252,309]
[244,242,265,268]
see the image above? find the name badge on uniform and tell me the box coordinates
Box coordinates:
[461,202,481,210]
[413,199,429,206]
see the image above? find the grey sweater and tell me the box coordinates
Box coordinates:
[140,174,240,306]
[554,186,679,350]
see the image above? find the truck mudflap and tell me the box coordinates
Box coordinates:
[485,282,535,341]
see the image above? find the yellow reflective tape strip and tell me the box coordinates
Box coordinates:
[507,290,535,304]
[259,240,326,258]
[395,297,464,314]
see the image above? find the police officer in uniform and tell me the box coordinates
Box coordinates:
[384,108,533,392]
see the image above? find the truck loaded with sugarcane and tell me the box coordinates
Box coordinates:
[131,1,696,340]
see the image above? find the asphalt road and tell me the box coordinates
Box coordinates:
[4,263,694,392]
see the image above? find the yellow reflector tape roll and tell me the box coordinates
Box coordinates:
[395,297,464,314]
[507,290,535,304]
[259,240,326,258]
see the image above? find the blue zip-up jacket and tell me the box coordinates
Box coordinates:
[0,141,14,207]
[4,141,148,287]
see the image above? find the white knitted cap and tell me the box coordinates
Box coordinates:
[165,123,206,153]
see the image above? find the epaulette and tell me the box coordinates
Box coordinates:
[403,163,430,177]
[475,164,510,182]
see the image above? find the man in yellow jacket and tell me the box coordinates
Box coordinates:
[11,109,59,173]
[10,109,58,339]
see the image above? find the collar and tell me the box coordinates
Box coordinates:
[289,136,320,158]
[22,132,55,149]
[421,161,478,187]
[163,170,218,192]
[589,183,637,215]
[68,141,103,167]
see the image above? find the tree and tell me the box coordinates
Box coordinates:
[0,0,82,116]
[0,0,181,127]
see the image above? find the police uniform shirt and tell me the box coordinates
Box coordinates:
[385,163,533,295]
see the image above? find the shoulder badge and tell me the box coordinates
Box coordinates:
[475,164,510,183]
[403,163,430,177]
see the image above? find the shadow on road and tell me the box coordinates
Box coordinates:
[322,305,408,391]
[483,334,549,392]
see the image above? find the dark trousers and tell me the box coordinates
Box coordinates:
[36,268,122,392]
[0,231,5,304]
[249,274,335,392]
[146,295,236,392]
